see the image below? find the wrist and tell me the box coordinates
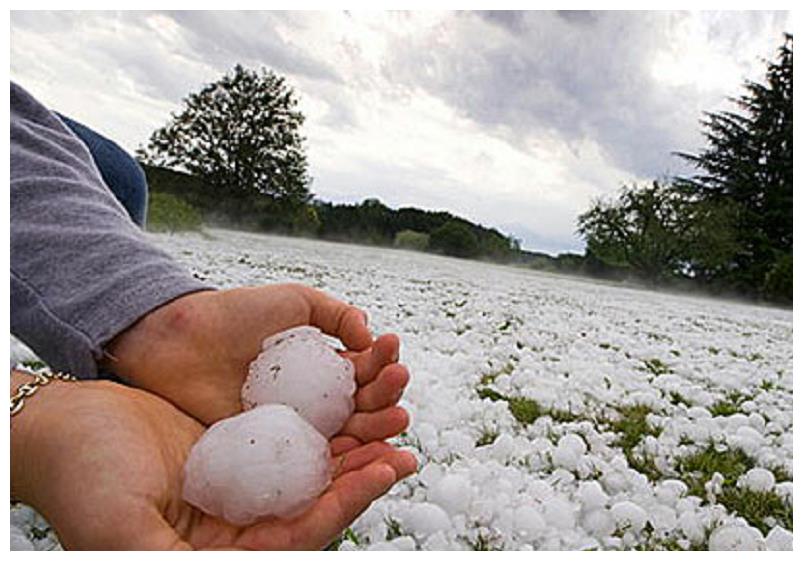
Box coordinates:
[10,370,79,505]
[101,290,217,383]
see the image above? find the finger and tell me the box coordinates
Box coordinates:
[338,406,410,442]
[293,450,416,550]
[341,333,400,386]
[332,441,395,477]
[329,435,362,456]
[354,363,409,412]
[303,287,372,351]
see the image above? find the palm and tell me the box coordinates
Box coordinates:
[34,381,415,550]
[106,285,411,442]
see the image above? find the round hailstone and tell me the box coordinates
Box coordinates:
[765,526,793,551]
[610,501,648,533]
[738,467,775,492]
[514,505,546,540]
[183,404,332,525]
[708,523,764,551]
[582,508,615,538]
[242,326,356,438]
[578,481,609,511]
[400,503,452,537]
[429,473,472,515]
[552,433,587,470]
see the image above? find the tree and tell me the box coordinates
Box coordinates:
[576,182,738,284]
[675,34,792,300]
[430,220,480,258]
[139,65,311,212]
[394,230,430,251]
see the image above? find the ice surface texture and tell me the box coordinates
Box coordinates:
[242,326,356,438]
[182,404,332,525]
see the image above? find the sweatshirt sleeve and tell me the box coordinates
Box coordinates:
[10,82,213,378]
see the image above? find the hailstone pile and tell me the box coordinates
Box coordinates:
[183,326,357,526]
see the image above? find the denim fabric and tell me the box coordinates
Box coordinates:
[57,113,149,227]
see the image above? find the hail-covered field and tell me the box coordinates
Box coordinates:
[10,228,793,551]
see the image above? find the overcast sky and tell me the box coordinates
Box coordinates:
[10,10,791,253]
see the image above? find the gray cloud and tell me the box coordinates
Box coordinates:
[380,11,785,180]
[166,11,342,85]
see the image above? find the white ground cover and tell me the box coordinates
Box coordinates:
[10,229,793,551]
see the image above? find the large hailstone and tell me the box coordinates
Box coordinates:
[183,404,332,525]
[242,326,356,438]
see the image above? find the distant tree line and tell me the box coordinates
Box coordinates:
[141,162,521,261]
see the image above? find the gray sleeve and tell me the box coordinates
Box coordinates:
[10,82,213,378]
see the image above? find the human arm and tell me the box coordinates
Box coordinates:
[10,82,211,378]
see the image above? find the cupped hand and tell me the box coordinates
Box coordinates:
[104,284,410,440]
[11,373,417,550]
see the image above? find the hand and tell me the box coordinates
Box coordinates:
[104,285,410,439]
[11,372,417,550]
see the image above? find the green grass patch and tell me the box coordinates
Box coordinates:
[476,387,507,402]
[507,396,544,425]
[385,516,404,540]
[146,192,204,233]
[668,391,692,407]
[479,361,516,385]
[676,442,754,499]
[608,405,664,481]
[719,487,793,534]
[642,358,672,376]
[708,391,748,417]
[610,405,662,450]
[325,527,363,550]
[475,427,499,447]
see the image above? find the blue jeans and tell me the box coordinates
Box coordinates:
[57,113,148,227]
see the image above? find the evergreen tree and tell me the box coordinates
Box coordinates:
[676,34,792,300]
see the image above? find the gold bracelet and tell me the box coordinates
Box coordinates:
[10,368,77,416]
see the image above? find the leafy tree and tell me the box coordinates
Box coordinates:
[430,220,480,258]
[576,182,738,283]
[139,65,311,212]
[394,230,430,251]
[146,192,203,233]
[675,34,792,300]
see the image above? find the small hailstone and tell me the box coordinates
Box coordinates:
[655,479,687,505]
[552,434,587,470]
[678,511,705,543]
[738,468,775,492]
[730,426,763,455]
[401,503,452,537]
[610,501,647,533]
[708,523,764,551]
[542,497,575,530]
[10,526,35,551]
[582,508,615,537]
[764,526,793,550]
[242,326,356,438]
[775,481,793,501]
[513,505,546,540]
[183,404,331,525]
[648,504,677,533]
[578,481,608,511]
[429,473,472,515]
[390,536,418,551]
